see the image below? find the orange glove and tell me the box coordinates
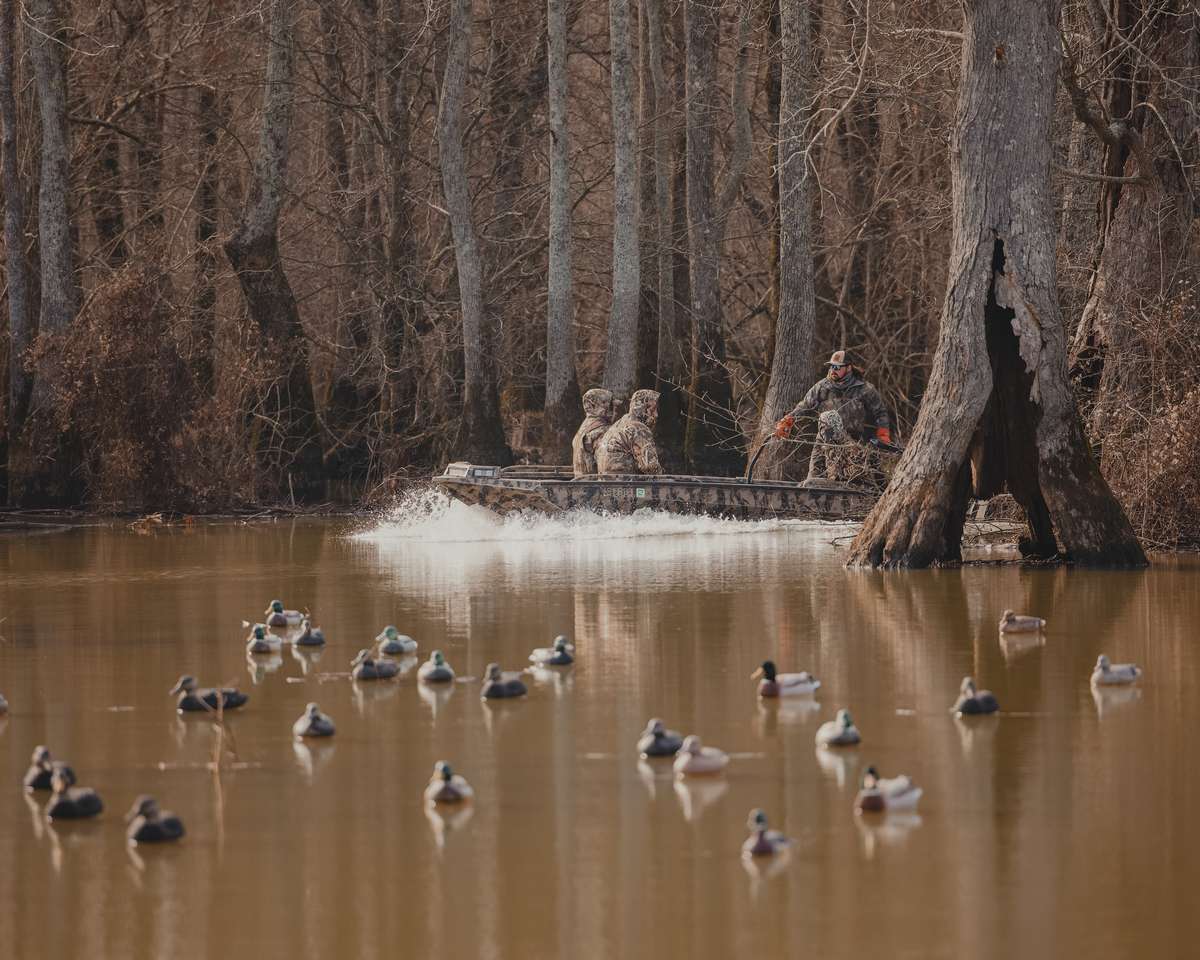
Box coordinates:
[875,426,892,444]
[774,415,795,438]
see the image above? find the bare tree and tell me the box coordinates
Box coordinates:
[544,0,581,460]
[603,0,640,400]
[224,0,324,499]
[438,0,513,464]
[753,0,816,479]
[848,0,1145,568]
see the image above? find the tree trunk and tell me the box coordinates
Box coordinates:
[1,0,32,440]
[438,0,513,465]
[223,0,324,501]
[193,85,222,395]
[753,0,815,480]
[683,0,743,475]
[847,0,1146,569]
[603,0,640,401]
[635,0,659,391]
[544,0,581,462]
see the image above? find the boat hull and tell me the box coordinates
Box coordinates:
[433,463,877,522]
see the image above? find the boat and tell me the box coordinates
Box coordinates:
[432,463,878,522]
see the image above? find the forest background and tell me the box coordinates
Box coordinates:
[0,0,1197,548]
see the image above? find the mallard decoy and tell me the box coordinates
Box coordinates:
[126,795,185,844]
[23,747,75,792]
[854,765,923,813]
[742,809,791,857]
[999,609,1046,633]
[264,600,304,628]
[46,767,103,820]
[815,709,861,747]
[169,675,248,713]
[673,735,729,776]
[1091,654,1142,686]
[376,625,417,656]
[530,635,574,666]
[481,663,527,700]
[418,650,455,684]
[351,649,400,681]
[293,702,336,738]
[752,660,820,698]
[951,677,999,715]
[424,761,474,804]
[245,623,280,654]
[637,718,684,757]
[295,619,326,647]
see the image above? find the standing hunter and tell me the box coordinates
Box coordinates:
[774,350,894,485]
[597,389,663,475]
[572,388,617,476]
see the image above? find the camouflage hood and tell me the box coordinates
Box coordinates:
[629,389,660,424]
[582,388,614,420]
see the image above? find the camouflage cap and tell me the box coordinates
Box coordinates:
[582,388,615,418]
[826,349,861,369]
[629,389,660,421]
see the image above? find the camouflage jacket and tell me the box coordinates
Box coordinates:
[596,415,663,475]
[571,389,614,476]
[787,373,891,439]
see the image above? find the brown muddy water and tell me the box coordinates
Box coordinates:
[0,494,1197,960]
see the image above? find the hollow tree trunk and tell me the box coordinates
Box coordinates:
[543,0,581,462]
[223,0,324,501]
[847,0,1146,569]
[683,0,744,476]
[1,0,32,442]
[753,0,815,480]
[603,0,640,401]
[438,0,513,465]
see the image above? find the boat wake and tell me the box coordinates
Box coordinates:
[354,487,853,545]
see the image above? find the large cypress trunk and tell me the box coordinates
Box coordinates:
[438,0,513,466]
[847,0,1146,569]
[753,0,815,480]
[223,0,324,501]
[543,0,581,462]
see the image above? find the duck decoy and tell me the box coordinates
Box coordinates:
[673,735,729,776]
[264,599,304,628]
[46,767,103,820]
[742,809,791,857]
[951,677,999,715]
[245,623,280,655]
[418,650,455,684]
[351,649,400,681]
[424,761,474,804]
[530,635,574,666]
[637,718,684,758]
[169,675,249,713]
[1091,654,1142,686]
[126,795,185,844]
[751,659,820,697]
[293,702,336,738]
[998,609,1046,633]
[0,692,7,714]
[815,708,861,747]
[295,619,326,647]
[23,747,75,792]
[376,625,417,656]
[481,663,527,700]
[854,765,923,813]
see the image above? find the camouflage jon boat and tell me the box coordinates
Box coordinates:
[433,463,878,522]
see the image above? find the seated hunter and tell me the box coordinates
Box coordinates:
[572,388,617,476]
[774,350,894,486]
[596,389,663,476]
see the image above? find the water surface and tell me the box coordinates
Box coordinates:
[0,496,1196,959]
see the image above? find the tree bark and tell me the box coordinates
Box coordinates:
[1,0,32,437]
[544,0,581,462]
[223,0,324,501]
[847,0,1146,569]
[603,0,640,401]
[683,0,744,476]
[753,0,815,480]
[193,85,222,395]
[438,0,513,465]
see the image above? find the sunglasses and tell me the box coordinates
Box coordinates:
[829,363,849,370]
